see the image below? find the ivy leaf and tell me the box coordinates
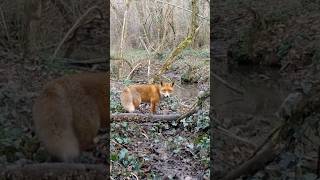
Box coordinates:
[110,153,118,161]
[118,148,128,161]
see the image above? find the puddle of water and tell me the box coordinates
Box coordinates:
[174,84,199,103]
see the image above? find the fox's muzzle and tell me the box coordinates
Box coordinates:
[162,92,171,97]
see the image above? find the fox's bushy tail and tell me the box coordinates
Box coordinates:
[33,85,80,162]
[120,87,135,112]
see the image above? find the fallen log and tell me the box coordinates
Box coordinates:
[111,90,209,124]
[221,85,320,180]
[0,163,107,180]
[111,113,181,123]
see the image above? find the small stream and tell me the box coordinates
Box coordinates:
[213,65,292,120]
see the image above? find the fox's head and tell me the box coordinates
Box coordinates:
[160,81,174,97]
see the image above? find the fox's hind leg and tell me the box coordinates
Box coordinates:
[131,91,141,113]
[133,97,141,108]
[33,90,80,162]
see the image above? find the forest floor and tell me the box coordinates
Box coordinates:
[110,48,210,179]
[0,47,210,179]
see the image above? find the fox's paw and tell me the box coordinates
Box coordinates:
[132,110,140,113]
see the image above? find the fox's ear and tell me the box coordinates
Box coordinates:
[160,81,163,86]
[171,82,174,86]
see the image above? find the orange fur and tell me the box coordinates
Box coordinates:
[32,73,108,162]
[120,82,174,113]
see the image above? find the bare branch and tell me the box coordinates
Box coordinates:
[51,6,101,60]
[155,0,209,22]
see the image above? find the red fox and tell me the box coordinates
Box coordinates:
[32,72,108,162]
[120,82,174,113]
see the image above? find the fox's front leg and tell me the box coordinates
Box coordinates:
[150,99,158,114]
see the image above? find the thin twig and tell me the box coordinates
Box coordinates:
[153,4,171,54]
[126,63,141,80]
[176,104,198,122]
[147,57,151,80]
[215,126,257,148]
[110,2,123,26]
[131,172,139,180]
[118,0,131,79]
[119,3,128,59]
[111,56,133,69]
[213,73,244,95]
[155,0,209,21]
[249,124,283,159]
[51,6,100,60]
[139,12,155,51]
[139,36,151,80]
[0,6,10,42]
[152,0,199,82]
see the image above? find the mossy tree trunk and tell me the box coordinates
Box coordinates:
[22,0,42,59]
[151,0,199,83]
